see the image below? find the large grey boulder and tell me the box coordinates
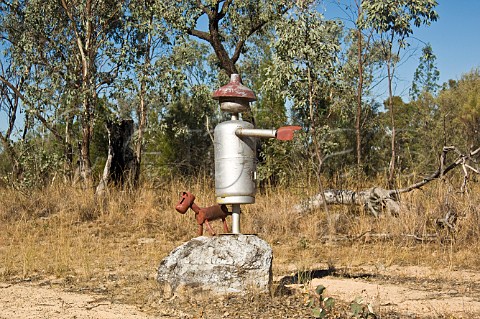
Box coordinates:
[157,234,272,298]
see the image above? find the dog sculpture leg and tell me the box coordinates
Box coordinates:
[204,219,216,236]
[222,218,229,233]
[197,224,204,236]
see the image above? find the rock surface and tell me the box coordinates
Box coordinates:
[157,234,272,298]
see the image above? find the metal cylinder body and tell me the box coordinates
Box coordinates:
[214,120,256,205]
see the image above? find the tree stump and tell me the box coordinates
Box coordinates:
[96,119,137,195]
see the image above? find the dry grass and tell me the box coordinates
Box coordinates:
[1,175,480,310]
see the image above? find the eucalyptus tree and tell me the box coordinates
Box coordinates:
[115,0,176,184]
[264,2,342,196]
[352,0,367,170]
[0,0,74,184]
[59,0,129,185]
[0,8,22,180]
[402,43,441,172]
[142,39,220,177]
[359,0,438,186]
[0,0,129,186]
[410,43,440,100]
[150,0,299,179]
[334,0,384,172]
[0,55,24,181]
[156,0,295,77]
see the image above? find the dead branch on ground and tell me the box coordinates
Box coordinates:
[294,146,480,217]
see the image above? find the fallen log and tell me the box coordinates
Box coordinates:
[294,146,480,216]
[293,187,399,217]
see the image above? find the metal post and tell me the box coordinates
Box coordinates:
[231,204,241,234]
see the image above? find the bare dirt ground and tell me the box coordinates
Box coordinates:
[308,264,480,318]
[0,282,154,319]
[1,264,479,318]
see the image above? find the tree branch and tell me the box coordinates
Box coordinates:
[218,0,232,19]
[187,29,211,42]
[231,18,268,64]
[60,0,87,66]
[397,146,480,193]
[0,75,64,142]
[195,0,214,19]
[231,5,289,64]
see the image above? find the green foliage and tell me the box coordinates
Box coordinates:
[156,0,295,75]
[410,43,440,99]
[437,69,480,150]
[376,95,435,174]
[360,0,438,43]
[266,4,342,121]
[306,284,336,318]
[0,0,131,183]
[263,3,343,183]
[143,84,218,177]
[0,0,476,191]
[13,138,64,189]
[350,296,376,318]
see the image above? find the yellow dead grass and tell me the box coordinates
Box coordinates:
[1,176,480,307]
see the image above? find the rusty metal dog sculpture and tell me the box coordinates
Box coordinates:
[175,191,232,236]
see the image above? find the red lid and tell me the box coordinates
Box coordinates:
[212,74,257,102]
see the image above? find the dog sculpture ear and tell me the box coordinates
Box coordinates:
[175,191,196,214]
[220,204,230,214]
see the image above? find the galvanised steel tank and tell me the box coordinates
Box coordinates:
[214,119,256,205]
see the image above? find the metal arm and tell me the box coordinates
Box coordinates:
[235,125,301,141]
[235,128,276,139]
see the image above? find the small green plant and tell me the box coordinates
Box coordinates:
[306,284,336,318]
[350,296,376,318]
[298,236,309,249]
